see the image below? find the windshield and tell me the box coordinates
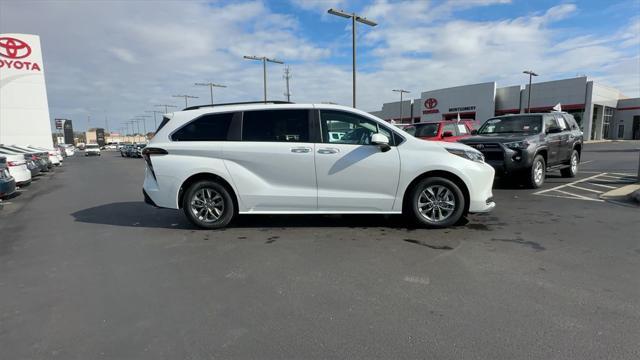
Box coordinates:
[408,123,440,137]
[86,144,99,149]
[478,116,542,134]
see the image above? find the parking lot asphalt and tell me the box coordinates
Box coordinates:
[1,142,639,360]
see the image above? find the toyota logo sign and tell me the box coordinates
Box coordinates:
[0,37,32,59]
[425,98,438,109]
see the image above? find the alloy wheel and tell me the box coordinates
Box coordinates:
[534,160,544,185]
[190,188,225,223]
[417,185,456,222]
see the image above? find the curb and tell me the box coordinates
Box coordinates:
[600,184,640,204]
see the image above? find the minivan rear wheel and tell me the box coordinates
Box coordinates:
[183,180,235,229]
[409,177,465,228]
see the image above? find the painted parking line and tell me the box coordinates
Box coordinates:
[534,172,635,202]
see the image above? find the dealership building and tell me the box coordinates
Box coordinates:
[369,76,640,140]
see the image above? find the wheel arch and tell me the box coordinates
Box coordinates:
[402,170,471,215]
[178,172,239,212]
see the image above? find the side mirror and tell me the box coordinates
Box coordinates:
[442,131,454,138]
[371,133,391,152]
[547,126,562,134]
[470,129,478,135]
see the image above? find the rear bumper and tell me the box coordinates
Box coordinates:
[143,188,159,207]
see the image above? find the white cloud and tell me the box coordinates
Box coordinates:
[0,0,637,131]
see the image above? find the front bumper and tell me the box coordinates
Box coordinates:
[0,179,16,198]
[467,143,534,176]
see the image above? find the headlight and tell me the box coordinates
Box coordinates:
[446,148,484,163]
[504,140,529,149]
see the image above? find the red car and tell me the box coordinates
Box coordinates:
[400,120,475,142]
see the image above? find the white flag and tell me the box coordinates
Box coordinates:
[552,103,562,112]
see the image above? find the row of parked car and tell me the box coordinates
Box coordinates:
[0,144,74,199]
[119,144,147,158]
[398,113,583,188]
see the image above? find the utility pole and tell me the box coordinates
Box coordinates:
[136,115,152,137]
[283,66,292,102]
[172,94,199,108]
[195,82,226,105]
[244,55,284,102]
[523,70,538,113]
[328,8,377,108]
[155,104,177,114]
[392,89,410,123]
[145,110,164,130]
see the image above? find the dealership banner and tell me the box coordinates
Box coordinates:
[0,33,53,148]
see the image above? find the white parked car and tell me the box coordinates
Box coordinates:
[85,144,101,156]
[12,145,61,166]
[0,152,31,185]
[142,102,495,229]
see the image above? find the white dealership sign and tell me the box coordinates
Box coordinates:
[0,33,53,148]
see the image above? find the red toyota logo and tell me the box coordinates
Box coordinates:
[0,37,32,59]
[425,98,438,109]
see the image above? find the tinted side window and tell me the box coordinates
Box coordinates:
[544,115,559,131]
[320,110,395,145]
[442,123,457,135]
[242,110,309,142]
[555,114,568,130]
[172,113,234,141]
[562,114,579,130]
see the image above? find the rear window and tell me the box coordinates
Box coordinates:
[242,110,309,142]
[156,116,171,133]
[171,113,234,141]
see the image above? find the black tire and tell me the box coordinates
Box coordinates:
[182,180,235,229]
[408,177,465,228]
[525,154,546,188]
[561,150,579,178]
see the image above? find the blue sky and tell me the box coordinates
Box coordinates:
[1,0,638,132]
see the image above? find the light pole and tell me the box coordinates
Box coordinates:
[195,82,226,105]
[130,119,140,135]
[155,104,177,114]
[523,70,538,113]
[244,55,284,102]
[392,89,410,123]
[172,94,199,108]
[283,66,292,102]
[328,8,377,109]
[145,110,164,130]
[136,115,151,137]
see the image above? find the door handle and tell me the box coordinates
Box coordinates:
[317,148,340,154]
[290,147,311,153]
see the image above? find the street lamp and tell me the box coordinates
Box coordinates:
[195,82,226,105]
[523,70,538,113]
[327,8,377,108]
[155,104,177,114]
[172,94,199,108]
[243,55,284,102]
[392,89,410,123]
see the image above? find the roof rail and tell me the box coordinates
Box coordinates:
[182,100,294,111]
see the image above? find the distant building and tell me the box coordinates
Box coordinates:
[369,76,640,140]
[85,128,106,146]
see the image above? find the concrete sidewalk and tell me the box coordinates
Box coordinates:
[601,183,640,204]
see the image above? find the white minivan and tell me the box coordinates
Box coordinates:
[142,102,495,229]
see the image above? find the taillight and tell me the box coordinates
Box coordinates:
[141,147,167,180]
[7,161,17,166]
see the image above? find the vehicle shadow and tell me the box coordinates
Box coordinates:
[70,201,470,230]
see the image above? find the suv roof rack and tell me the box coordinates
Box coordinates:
[183,101,294,111]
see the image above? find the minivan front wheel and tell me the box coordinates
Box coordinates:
[409,177,465,228]
[183,180,235,229]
